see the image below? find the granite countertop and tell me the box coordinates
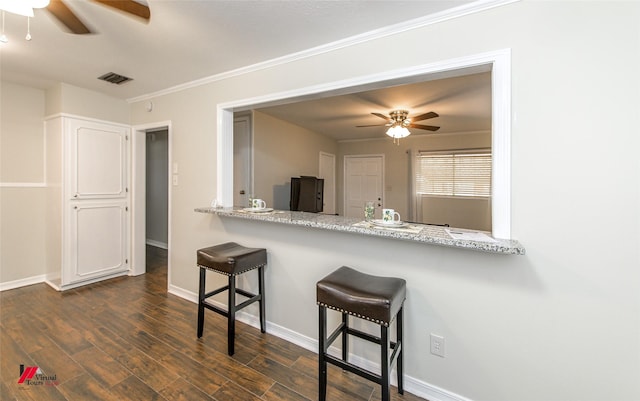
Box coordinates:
[195,207,525,255]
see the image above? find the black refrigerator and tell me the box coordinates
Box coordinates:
[290,176,324,213]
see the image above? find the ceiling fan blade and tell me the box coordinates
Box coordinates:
[411,111,439,122]
[47,0,92,34]
[93,0,151,21]
[356,124,388,128]
[372,112,390,121]
[409,124,440,131]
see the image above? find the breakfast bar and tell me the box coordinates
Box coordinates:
[195,207,525,255]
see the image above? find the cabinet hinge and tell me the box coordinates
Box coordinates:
[126,207,129,211]
[126,259,128,264]
[126,187,129,193]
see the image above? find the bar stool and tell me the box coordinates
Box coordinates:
[197,242,267,356]
[317,266,406,401]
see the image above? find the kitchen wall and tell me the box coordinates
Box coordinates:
[129,2,640,400]
[252,110,338,210]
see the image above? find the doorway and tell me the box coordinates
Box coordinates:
[132,122,172,286]
[145,129,168,250]
[233,114,252,208]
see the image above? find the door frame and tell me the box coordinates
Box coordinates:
[131,121,172,281]
[319,151,336,214]
[233,113,253,207]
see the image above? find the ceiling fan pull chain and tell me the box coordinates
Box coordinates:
[26,16,31,41]
[1,11,7,43]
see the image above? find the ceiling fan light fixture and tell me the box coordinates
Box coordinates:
[386,125,410,144]
[31,0,50,9]
[0,0,48,16]
[0,1,33,17]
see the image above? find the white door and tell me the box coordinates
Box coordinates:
[344,155,383,218]
[233,115,252,207]
[319,152,336,214]
[65,118,130,285]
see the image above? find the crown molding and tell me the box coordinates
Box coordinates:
[127,0,519,103]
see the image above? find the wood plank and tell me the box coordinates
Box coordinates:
[109,375,164,401]
[262,382,313,401]
[159,350,227,395]
[158,377,216,401]
[211,379,264,401]
[57,373,120,401]
[72,346,131,388]
[116,347,180,392]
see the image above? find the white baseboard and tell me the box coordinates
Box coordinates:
[167,284,470,401]
[0,274,47,292]
[146,239,168,249]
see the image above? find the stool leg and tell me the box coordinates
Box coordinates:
[318,305,328,401]
[197,267,206,338]
[258,265,266,333]
[341,312,349,361]
[397,306,404,394]
[227,274,236,356]
[381,324,391,401]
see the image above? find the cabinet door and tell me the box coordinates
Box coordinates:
[65,201,128,284]
[68,119,128,199]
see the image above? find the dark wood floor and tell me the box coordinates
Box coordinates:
[0,246,427,401]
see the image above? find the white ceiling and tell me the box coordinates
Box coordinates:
[0,0,477,100]
[255,70,492,141]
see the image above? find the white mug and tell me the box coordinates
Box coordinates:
[382,208,401,223]
[252,198,266,209]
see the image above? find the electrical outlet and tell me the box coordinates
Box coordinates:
[430,334,445,357]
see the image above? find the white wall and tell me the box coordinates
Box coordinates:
[46,82,130,124]
[129,2,640,400]
[0,82,47,287]
[253,111,338,209]
[0,82,130,289]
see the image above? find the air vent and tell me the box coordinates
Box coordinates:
[98,72,133,85]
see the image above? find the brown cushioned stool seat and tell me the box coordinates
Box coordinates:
[317,266,406,401]
[197,242,267,356]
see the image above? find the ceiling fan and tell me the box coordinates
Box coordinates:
[47,0,150,34]
[356,109,440,132]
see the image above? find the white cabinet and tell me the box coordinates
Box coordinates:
[46,115,130,290]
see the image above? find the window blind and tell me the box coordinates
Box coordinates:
[416,151,492,197]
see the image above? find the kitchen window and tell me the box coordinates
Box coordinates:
[416,150,492,198]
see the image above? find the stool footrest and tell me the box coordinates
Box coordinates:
[325,354,382,384]
[326,324,398,350]
[202,290,261,318]
[203,285,228,299]
[326,322,346,347]
[202,300,228,318]
[346,327,398,349]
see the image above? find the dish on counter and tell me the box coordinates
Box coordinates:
[371,219,409,228]
[242,207,274,213]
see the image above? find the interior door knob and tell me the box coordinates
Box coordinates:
[239,190,245,194]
